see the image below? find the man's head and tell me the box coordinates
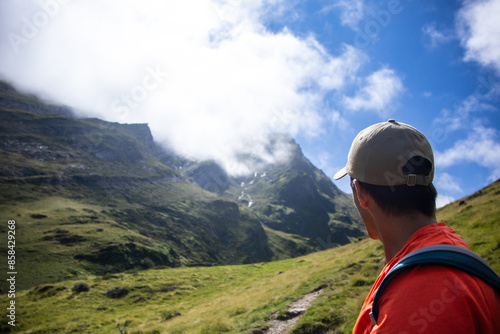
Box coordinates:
[335,120,437,218]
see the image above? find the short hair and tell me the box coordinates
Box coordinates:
[353,157,437,217]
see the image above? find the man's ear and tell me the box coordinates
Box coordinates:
[353,179,370,209]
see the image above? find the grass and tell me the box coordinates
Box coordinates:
[0,237,383,334]
[0,195,153,290]
[435,179,500,272]
[1,178,499,333]
[0,179,318,291]
[261,223,315,260]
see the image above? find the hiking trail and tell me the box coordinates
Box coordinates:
[264,289,323,334]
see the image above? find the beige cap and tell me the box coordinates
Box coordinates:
[334,119,434,186]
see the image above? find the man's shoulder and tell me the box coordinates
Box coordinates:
[383,264,485,297]
[376,265,500,333]
[384,244,498,301]
[394,222,469,263]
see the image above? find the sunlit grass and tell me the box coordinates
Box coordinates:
[436,179,500,272]
[2,180,498,333]
[1,237,381,333]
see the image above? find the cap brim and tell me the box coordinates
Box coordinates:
[333,167,348,180]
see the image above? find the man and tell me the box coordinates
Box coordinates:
[334,119,499,333]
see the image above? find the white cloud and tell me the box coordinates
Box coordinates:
[435,126,500,181]
[433,95,484,132]
[436,194,455,209]
[422,22,455,48]
[432,79,499,139]
[456,0,500,73]
[0,0,369,175]
[323,0,365,29]
[434,172,461,210]
[434,172,462,193]
[331,110,351,130]
[343,68,403,116]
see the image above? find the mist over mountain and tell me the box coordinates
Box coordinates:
[0,0,356,177]
[0,81,363,289]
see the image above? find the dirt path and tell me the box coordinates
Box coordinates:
[264,289,323,334]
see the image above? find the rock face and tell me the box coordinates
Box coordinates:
[0,80,364,287]
[183,161,230,195]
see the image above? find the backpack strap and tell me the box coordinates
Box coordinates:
[369,244,500,326]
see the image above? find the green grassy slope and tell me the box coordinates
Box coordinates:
[1,179,497,333]
[0,179,280,291]
[0,237,382,334]
[435,179,500,272]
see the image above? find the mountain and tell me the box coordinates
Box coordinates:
[0,81,363,290]
[225,140,364,244]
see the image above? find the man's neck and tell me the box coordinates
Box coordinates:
[375,212,438,261]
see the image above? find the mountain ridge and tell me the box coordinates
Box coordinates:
[0,80,363,290]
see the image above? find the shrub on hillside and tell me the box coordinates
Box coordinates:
[72,283,90,293]
[106,287,129,298]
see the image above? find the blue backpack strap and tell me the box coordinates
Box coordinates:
[369,244,500,326]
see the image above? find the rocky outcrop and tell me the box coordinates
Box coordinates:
[74,243,181,273]
[183,161,230,195]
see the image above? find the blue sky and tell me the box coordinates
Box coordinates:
[1,0,499,207]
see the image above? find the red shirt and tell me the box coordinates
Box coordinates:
[353,222,500,333]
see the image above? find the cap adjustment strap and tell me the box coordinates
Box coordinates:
[407,174,417,186]
[406,174,431,186]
